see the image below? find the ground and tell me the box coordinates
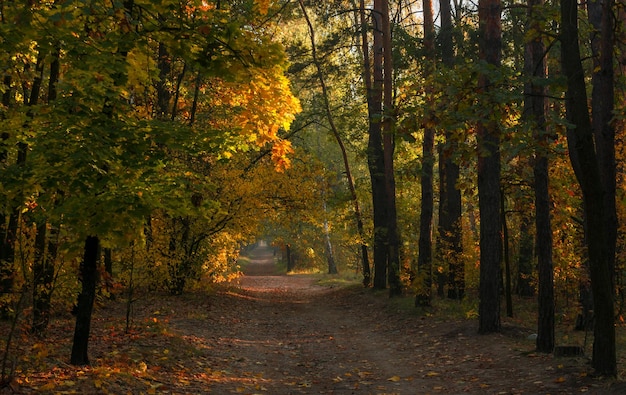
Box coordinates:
[1,244,625,394]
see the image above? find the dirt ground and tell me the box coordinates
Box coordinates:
[2,244,625,394]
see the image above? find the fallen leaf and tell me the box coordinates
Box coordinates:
[388,375,401,382]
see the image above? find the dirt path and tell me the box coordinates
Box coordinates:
[4,244,623,394]
[166,245,618,394]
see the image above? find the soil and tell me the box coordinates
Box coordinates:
[2,244,625,394]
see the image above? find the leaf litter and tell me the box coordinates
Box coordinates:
[2,246,625,394]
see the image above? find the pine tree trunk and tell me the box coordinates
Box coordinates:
[364,0,388,290]
[477,0,502,334]
[439,0,464,300]
[588,0,617,291]
[525,0,554,353]
[378,0,401,297]
[415,0,435,306]
[560,0,616,375]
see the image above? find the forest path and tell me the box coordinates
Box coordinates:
[5,244,620,394]
[166,244,602,394]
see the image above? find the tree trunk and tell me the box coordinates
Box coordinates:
[324,219,337,275]
[501,190,513,318]
[439,0,464,300]
[378,0,401,297]
[588,0,617,291]
[477,0,502,334]
[70,236,100,365]
[286,244,294,272]
[516,214,534,297]
[524,0,554,353]
[415,0,435,306]
[361,0,388,290]
[560,0,616,375]
[32,48,62,334]
[299,0,364,279]
[32,222,56,335]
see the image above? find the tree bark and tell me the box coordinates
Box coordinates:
[70,236,100,365]
[524,0,554,353]
[378,0,401,297]
[361,0,388,290]
[501,190,513,318]
[477,0,502,334]
[588,0,617,291]
[415,0,435,306]
[439,0,464,300]
[560,0,616,375]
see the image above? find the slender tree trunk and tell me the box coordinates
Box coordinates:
[299,0,366,279]
[436,148,446,298]
[32,221,55,335]
[415,0,435,306]
[286,244,294,272]
[323,218,337,274]
[439,0,464,300]
[524,0,554,353]
[0,75,15,316]
[588,0,617,291]
[516,214,534,297]
[32,47,61,333]
[501,190,513,317]
[361,0,388,289]
[70,236,100,365]
[477,0,503,334]
[560,0,616,375]
[378,0,401,297]
[70,0,135,365]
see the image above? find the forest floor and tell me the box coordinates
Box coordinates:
[2,244,626,394]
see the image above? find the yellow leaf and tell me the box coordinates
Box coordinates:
[387,375,402,382]
[426,371,440,377]
[555,376,566,383]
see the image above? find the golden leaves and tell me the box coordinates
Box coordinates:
[207,67,301,170]
[256,0,271,15]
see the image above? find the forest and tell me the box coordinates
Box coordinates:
[1,0,625,391]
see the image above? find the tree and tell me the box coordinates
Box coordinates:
[560,0,616,376]
[297,0,368,277]
[524,0,554,353]
[378,0,401,297]
[438,0,464,301]
[477,0,503,333]
[415,0,436,306]
[360,0,389,289]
